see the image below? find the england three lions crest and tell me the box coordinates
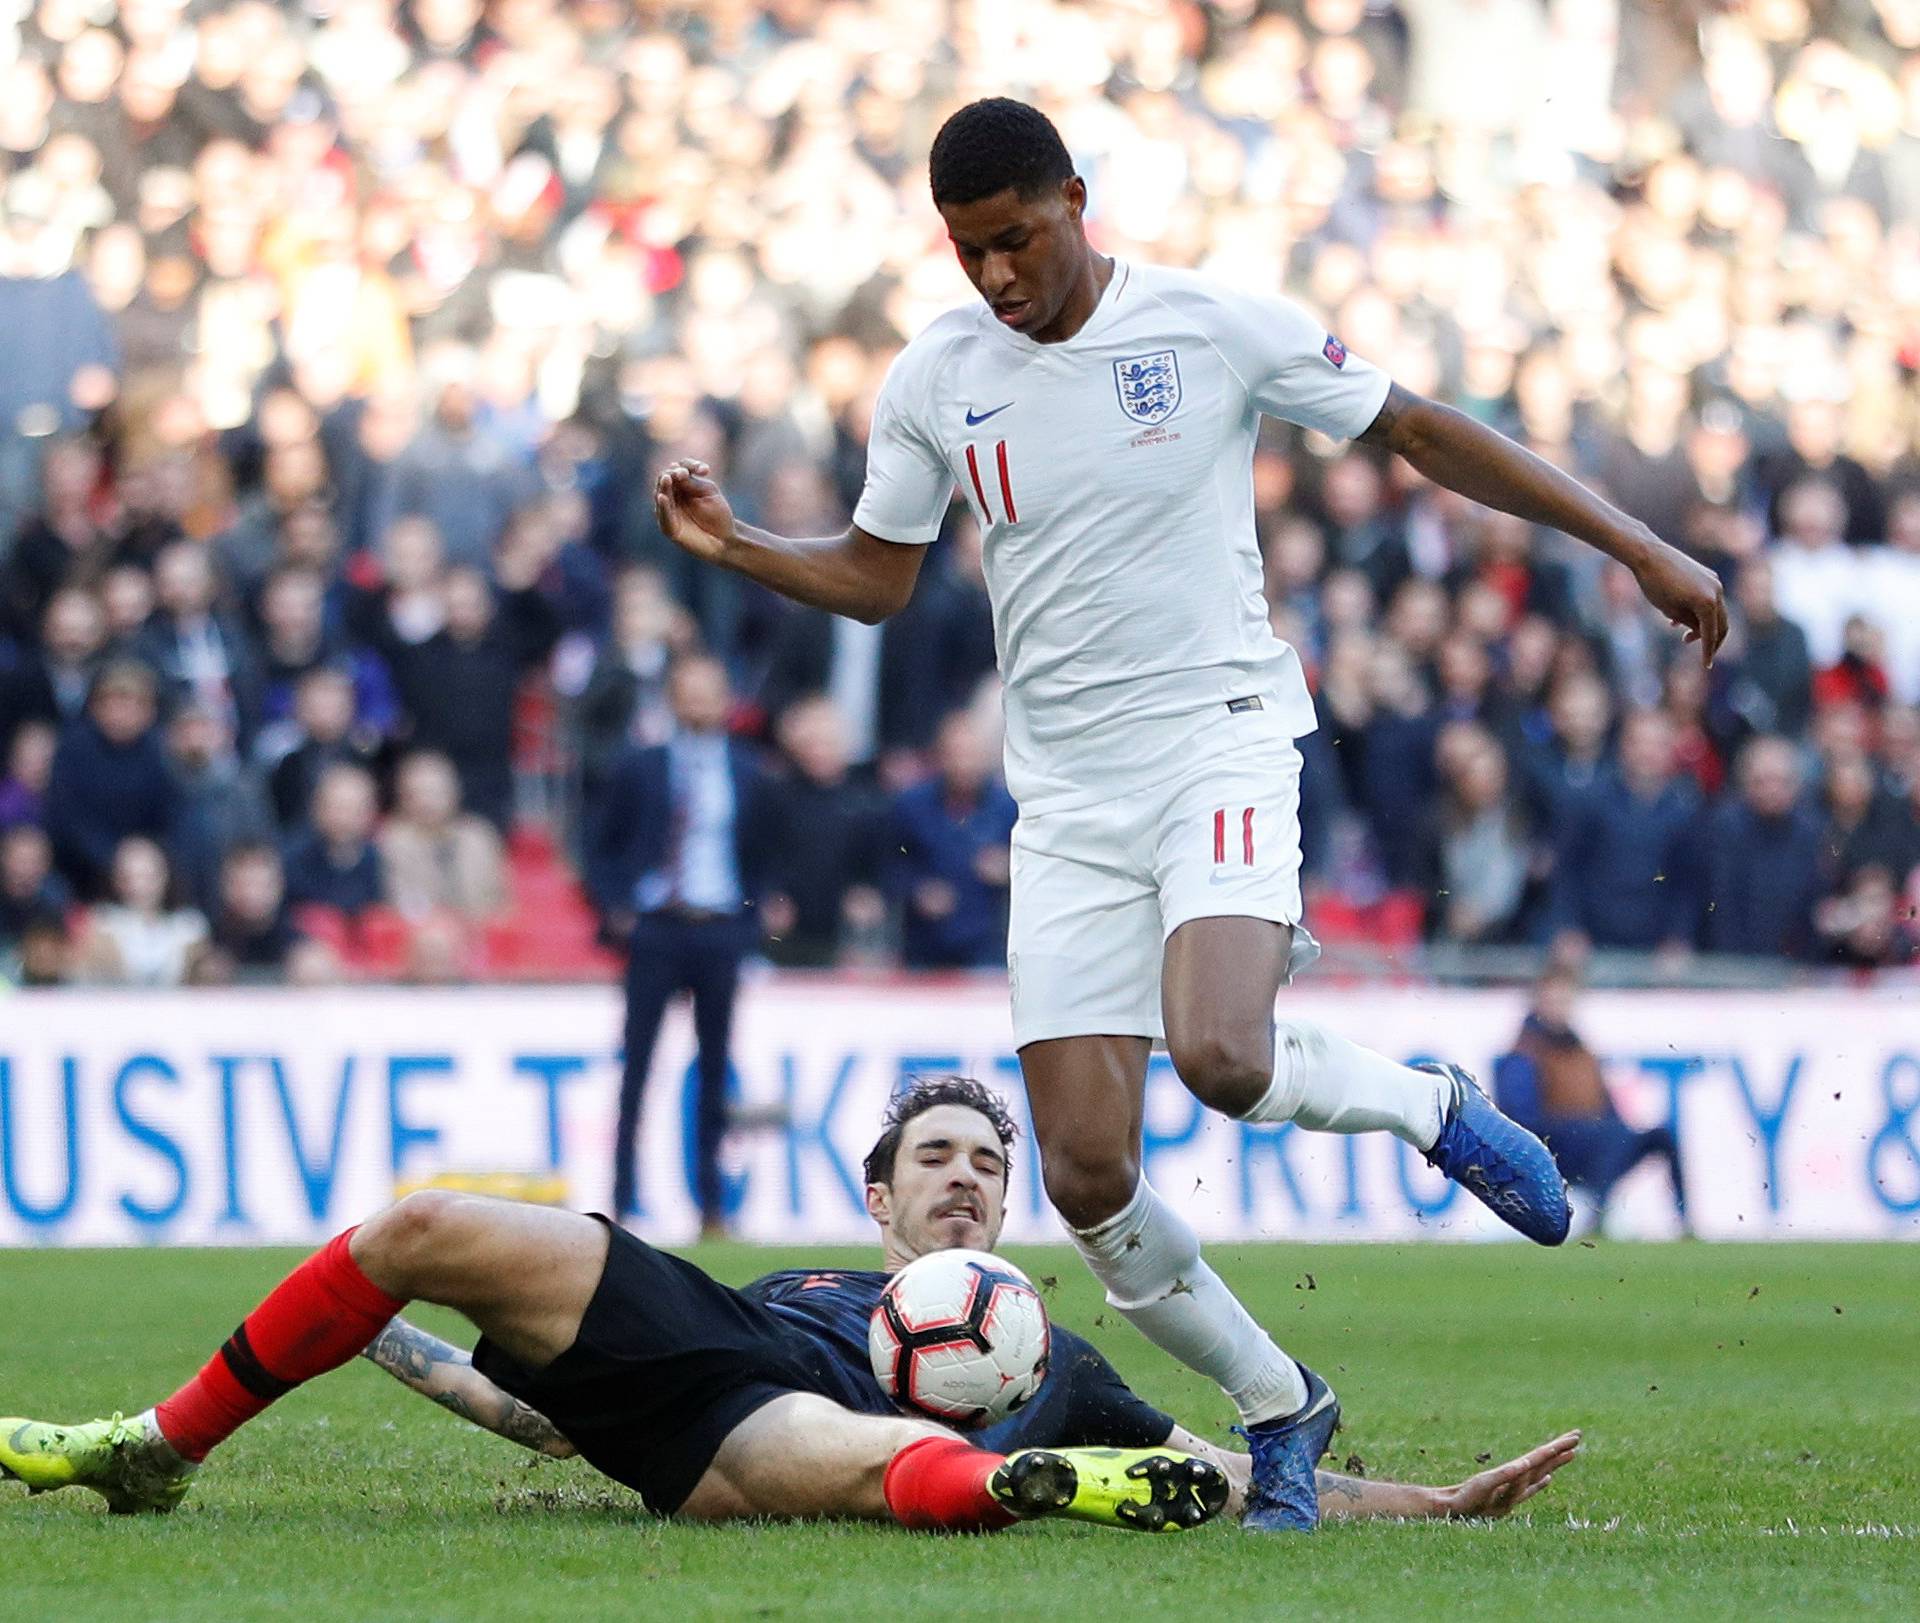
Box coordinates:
[1113,349,1182,426]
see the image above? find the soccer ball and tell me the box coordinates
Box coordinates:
[868,1249,1051,1428]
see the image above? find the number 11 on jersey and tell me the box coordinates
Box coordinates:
[965,440,1018,527]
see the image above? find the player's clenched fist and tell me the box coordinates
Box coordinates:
[654,459,737,561]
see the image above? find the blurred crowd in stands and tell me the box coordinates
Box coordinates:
[3,0,1920,989]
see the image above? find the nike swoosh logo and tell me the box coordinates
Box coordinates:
[965,403,1013,426]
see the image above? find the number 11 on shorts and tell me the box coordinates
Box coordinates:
[1213,807,1255,866]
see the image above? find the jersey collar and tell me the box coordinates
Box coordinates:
[981,256,1131,353]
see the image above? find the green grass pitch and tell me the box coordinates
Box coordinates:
[2,1240,1915,1621]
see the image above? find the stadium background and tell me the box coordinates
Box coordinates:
[1,0,1918,1246]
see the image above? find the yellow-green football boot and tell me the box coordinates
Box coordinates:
[989,1447,1227,1533]
[0,1411,196,1514]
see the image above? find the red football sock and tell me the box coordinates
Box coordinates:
[153,1229,406,1462]
[882,1436,1018,1533]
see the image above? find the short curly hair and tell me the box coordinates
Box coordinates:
[862,1075,1019,1187]
[929,98,1074,207]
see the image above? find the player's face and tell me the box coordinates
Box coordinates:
[940,178,1087,339]
[870,1104,1010,1262]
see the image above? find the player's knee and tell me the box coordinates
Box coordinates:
[1166,1025,1271,1116]
[356,1189,470,1289]
[1040,1144,1140,1230]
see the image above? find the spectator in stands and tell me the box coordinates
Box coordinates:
[28,588,109,732]
[1522,670,1614,826]
[1318,450,1409,601]
[255,564,398,744]
[392,365,539,570]
[574,564,686,796]
[759,695,888,967]
[890,709,1017,971]
[755,468,927,771]
[380,749,506,919]
[0,718,55,829]
[0,822,70,952]
[1731,555,1814,738]
[132,539,260,747]
[329,387,414,558]
[74,834,207,986]
[0,441,111,644]
[1865,490,1920,705]
[166,700,271,914]
[587,653,771,1233]
[386,561,559,832]
[200,840,328,986]
[1493,966,1690,1235]
[5,911,72,986]
[900,516,998,750]
[1703,736,1825,957]
[0,185,118,476]
[1814,866,1918,968]
[282,762,383,919]
[1550,708,1705,957]
[43,659,176,899]
[1420,725,1540,944]
[1815,750,1911,887]
[215,437,331,608]
[1342,640,1440,886]
[1768,478,1863,670]
[264,665,382,831]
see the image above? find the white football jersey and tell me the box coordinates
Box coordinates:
[853,259,1390,812]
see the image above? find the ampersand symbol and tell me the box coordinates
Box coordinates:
[1866,1055,1920,1215]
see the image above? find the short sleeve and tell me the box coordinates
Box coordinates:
[852,360,953,546]
[1205,289,1392,441]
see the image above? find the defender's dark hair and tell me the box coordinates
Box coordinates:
[929,98,1074,207]
[863,1075,1018,1187]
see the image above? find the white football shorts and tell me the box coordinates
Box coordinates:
[1006,730,1320,1048]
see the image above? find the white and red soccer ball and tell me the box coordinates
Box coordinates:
[867,1249,1051,1427]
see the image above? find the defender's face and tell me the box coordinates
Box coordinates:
[868,1104,1009,1263]
[939,179,1086,339]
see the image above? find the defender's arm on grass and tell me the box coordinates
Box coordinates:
[1357,382,1728,665]
[1163,1422,1581,1522]
[361,1317,577,1459]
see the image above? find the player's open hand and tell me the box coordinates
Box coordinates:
[654,459,737,563]
[1633,539,1728,667]
[1437,1429,1581,1520]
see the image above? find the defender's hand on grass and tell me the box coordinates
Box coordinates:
[654,459,738,563]
[1437,1430,1582,1519]
[1633,540,1728,667]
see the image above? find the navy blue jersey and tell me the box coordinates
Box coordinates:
[743,1268,1174,1453]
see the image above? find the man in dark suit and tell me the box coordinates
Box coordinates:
[586,653,771,1235]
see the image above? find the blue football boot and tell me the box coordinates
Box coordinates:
[1235,1363,1340,1532]
[1419,1062,1571,1245]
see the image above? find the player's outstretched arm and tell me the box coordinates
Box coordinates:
[653,458,926,624]
[1357,384,1727,666]
[361,1316,577,1459]
[1163,1423,1579,1522]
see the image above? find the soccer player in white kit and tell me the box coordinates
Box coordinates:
[652,99,1728,1531]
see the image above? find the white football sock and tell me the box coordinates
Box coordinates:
[1070,1180,1308,1425]
[1237,1021,1450,1151]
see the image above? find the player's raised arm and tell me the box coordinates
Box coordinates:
[1357,383,1728,665]
[653,458,928,625]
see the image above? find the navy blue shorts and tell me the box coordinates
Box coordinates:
[471,1221,843,1514]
